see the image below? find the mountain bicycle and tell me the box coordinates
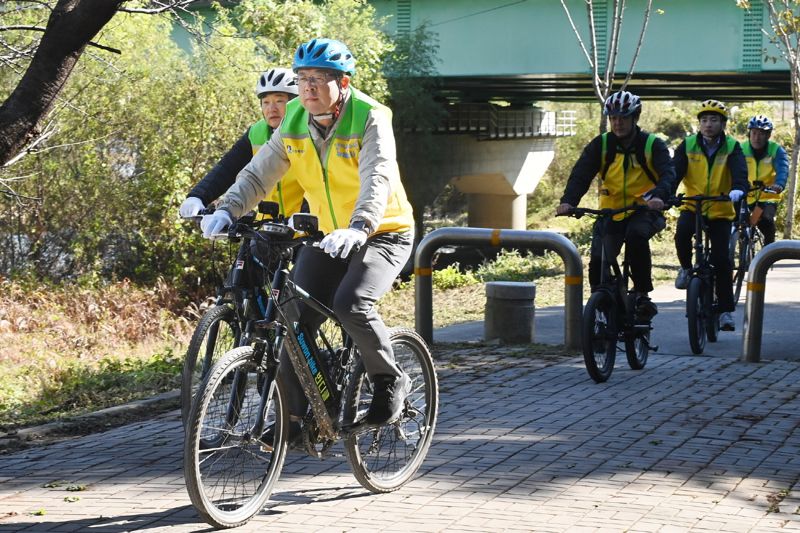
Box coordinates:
[730,181,772,305]
[183,215,438,529]
[560,204,658,383]
[179,203,281,427]
[677,193,731,354]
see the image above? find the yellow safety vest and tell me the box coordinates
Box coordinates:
[742,140,782,203]
[679,135,738,220]
[598,133,658,221]
[279,88,414,235]
[247,119,305,218]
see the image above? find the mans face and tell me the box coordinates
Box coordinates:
[699,113,724,139]
[260,93,291,129]
[609,114,635,139]
[296,68,349,119]
[748,128,770,150]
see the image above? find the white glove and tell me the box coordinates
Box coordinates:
[729,189,744,202]
[200,210,232,239]
[179,197,205,218]
[318,228,367,258]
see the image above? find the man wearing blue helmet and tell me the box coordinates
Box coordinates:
[201,38,415,434]
[741,114,788,245]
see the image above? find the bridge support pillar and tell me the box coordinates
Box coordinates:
[447,137,555,230]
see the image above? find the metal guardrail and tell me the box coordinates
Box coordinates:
[414,227,583,348]
[741,240,800,362]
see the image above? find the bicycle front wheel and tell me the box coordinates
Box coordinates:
[686,277,707,354]
[343,328,438,493]
[581,291,617,383]
[181,305,240,427]
[184,346,288,529]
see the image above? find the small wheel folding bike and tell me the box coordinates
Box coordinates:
[729,181,773,305]
[183,212,439,529]
[677,193,731,355]
[562,204,657,383]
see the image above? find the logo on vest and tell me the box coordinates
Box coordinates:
[286,145,305,155]
[335,139,359,159]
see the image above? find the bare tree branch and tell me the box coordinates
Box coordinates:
[118,0,197,14]
[620,0,653,89]
[603,0,624,97]
[586,0,604,102]
[559,0,594,67]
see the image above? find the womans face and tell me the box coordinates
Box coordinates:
[260,93,291,129]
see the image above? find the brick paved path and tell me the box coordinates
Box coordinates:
[2,345,799,532]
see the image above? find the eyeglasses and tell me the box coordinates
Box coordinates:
[297,73,337,87]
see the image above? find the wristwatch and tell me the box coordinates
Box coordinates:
[349,219,372,236]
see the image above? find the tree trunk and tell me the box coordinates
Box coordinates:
[784,118,800,239]
[0,0,124,167]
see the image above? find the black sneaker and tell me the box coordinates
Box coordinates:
[260,420,302,451]
[635,296,658,323]
[363,372,411,427]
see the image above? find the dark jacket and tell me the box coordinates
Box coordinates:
[187,129,254,205]
[560,127,676,206]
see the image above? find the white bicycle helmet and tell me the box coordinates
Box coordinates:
[603,90,642,117]
[255,68,299,97]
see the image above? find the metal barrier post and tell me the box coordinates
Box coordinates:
[741,241,800,362]
[414,227,583,348]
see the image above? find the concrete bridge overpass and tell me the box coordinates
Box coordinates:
[371,0,791,103]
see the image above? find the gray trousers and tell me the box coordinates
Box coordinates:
[279,231,414,417]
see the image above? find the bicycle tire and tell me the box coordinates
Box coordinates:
[581,291,616,383]
[732,231,751,305]
[687,277,706,354]
[704,279,719,343]
[343,328,438,493]
[184,346,288,529]
[625,328,649,370]
[181,305,240,427]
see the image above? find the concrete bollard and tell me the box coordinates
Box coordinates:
[484,281,536,343]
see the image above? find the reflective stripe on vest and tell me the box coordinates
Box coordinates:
[599,133,657,221]
[279,88,414,235]
[247,119,305,218]
[680,135,738,220]
[742,140,782,203]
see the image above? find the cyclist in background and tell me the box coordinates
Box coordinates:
[672,99,748,331]
[557,90,675,322]
[741,114,788,245]
[179,68,304,218]
[201,38,415,434]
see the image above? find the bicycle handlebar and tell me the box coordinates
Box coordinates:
[556,203,651,219]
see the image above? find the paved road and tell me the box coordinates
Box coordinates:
[1,265,799,532]
[437,260,800,361]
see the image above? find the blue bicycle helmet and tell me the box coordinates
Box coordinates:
[293,38,356,75]
[748,114,774,131]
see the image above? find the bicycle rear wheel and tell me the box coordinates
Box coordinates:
[581,291,617,383]
[686,277,707,354]
[625,327,649,370]
[343,328,438,493]
[181,305,240,427]
[184,346,288,529]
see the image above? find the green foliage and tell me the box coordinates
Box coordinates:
[431,263,478,290]
[235,0,390,101]
[476,249,563,283]
[0,1,393,290]
[0,349,182,427]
